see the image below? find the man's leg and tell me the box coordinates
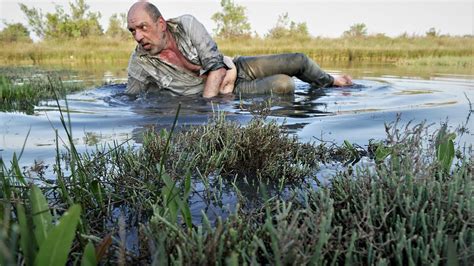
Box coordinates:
[233,53,334,95]
[234,74,295,95]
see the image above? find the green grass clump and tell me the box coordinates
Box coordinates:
[144,114,322,181]
[0,73,84,114]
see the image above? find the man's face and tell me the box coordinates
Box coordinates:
[127,8,166,55]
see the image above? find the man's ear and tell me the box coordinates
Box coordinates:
[158,17,167,31]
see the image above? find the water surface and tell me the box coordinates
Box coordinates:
[2,65,472,168]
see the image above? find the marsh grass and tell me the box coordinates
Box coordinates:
[0,37,136,65]
[0,71,84,114]
[143,113,324,181]
[1,36,472,67]
[217,36,473,64]
[143,118,472,265]
[0,87,472,264]
[396,56,474,68]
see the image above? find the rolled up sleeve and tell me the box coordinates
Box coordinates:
[182,15,226,75]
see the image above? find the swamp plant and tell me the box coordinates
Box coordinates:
[0,102,472,264]
[0,71,84,114]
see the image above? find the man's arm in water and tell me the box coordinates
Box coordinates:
[219,56,237,94]
[203,56,237,98]
[203,68,227,98]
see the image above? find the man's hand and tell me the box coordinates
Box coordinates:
[203,68,226,98]
[333,74,353,87]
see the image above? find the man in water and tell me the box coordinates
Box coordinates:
[126,1,353,98]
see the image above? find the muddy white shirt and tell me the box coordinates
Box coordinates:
[126,15,228,96]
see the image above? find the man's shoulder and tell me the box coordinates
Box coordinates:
[168,14,199,27]
[128,46,142,62]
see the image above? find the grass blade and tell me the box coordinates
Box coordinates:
[34,204,81,266]
[81,241,97,266]
[30,185,53,247]
[17,203,37,265]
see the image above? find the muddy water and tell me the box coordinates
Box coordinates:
[1,65,473,223]
[1,65,472,166]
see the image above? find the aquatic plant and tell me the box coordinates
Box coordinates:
[143,113,322,181]
[0,185,82,266]
[143,120,473,265]
[0,73,84,114]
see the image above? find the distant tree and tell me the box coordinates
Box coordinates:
[106,13,129,39]
[425,27,440,37]
[0,22,32,42]
[211,0,251,39]
[266,12,310,39]
[19,0,103,40]
[19,3,45,38]
[398,31,409,38]
[373,33,388,38]
[343,23,368,38]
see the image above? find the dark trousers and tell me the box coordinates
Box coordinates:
[232,53,334,95]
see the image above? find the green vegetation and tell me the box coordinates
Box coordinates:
[211,0,252,39]
[0,37,135,65]
[0,36,472,68]
[396,55,474,68]
[216,36,474,66]
[0,23,32,43]
[0,0,470,68]
[145,113,322,181]
[0,70,84,114]
[343,23,368,38]
[105,13,128,39]
[19,0,102,39]
[0,96,472,263]
[266,12,310,40]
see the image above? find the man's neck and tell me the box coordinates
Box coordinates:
[159,30,177,55]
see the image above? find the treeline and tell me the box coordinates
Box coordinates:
[1,0,468,43]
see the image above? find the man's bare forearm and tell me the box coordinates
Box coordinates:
[203,68,226,98]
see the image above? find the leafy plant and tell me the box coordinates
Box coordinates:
[435,124,456,173]
[12,185,82,266]
[266,12,310,40]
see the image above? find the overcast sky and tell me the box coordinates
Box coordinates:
[1,0,473,39]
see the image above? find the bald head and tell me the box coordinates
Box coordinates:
[128,1,162,22]
[127,1,168,55]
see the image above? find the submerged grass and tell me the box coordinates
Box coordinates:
[1,95,472,264]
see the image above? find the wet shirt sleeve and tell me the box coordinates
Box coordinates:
[126,51,149,95]
[181,15,226,75]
